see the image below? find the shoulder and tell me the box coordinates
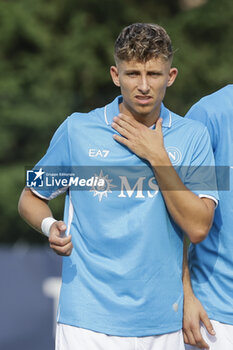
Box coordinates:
[187,85,233,121]
[171,110,207,136]
[64,105,105,129]
[68,107,104,123]
[200,84,233,105]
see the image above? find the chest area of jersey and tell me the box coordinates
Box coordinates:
[69,124,187,167]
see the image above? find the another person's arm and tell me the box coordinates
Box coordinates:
[182,238,215,349]
[18,188,73,256]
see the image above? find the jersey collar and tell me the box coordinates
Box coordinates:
[104,96,172,129]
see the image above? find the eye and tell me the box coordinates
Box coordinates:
[126,72,138,77]
[148,72,161,77]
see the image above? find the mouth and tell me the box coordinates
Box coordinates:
[135,95,153,105]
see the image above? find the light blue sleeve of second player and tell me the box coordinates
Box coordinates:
[185,103,218,152]
[31,117,72,199]
[183,124,218,203]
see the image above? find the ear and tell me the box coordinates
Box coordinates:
[110,66,120,87]
[167,67,178,87]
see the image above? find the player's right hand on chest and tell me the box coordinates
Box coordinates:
[49,221,73,256]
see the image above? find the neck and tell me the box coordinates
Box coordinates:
[119,102,160,127]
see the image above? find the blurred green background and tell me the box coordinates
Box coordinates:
[0,0,232,244]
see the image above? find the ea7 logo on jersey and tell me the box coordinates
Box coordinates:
[166,147,182,165]
[89,149,110,158]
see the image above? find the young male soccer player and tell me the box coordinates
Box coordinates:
[183,85,233,350]
[18,23,218,350]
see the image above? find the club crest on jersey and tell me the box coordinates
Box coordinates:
[88,149,110,158]
[166,147,182,165]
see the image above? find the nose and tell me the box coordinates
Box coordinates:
[137,76,150,94]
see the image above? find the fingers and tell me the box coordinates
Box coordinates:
[183,319,210,349]
[183,331,189,344]
[183,327,209,349]
[111,113,165,164]
[112,114,136,147]
[112,114,137,139]
[183,292,212,349]
[192,326,209,349]
[50,240,73,256]
[113,115,136,131]
[155,117,163,131]
[56,221,66,232]
[112,121,131,139]
[201,313,216,336]
[111,113,147,143]
[183,329,197,347]
[49,233,72,247]
[49,221,68,243]
[112,133,131,147]
[49,221,73,256]
[115,113,138,127]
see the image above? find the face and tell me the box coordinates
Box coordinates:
[110,58,178,125]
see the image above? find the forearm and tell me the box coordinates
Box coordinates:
[111,114,214,242]
[150,151,214,243]
[18,188,53,233]
[183,237,194,296]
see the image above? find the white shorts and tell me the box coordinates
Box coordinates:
[185,320,233,350]
[56,323,185,350]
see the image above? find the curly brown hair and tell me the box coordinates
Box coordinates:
[114,23,173,63]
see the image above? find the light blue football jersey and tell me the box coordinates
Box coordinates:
[185,85,233,325]
[31,96,218,336]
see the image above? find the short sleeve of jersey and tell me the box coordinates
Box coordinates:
[185,104,218,152]
[182,125,218,203]
[30,117,71,200]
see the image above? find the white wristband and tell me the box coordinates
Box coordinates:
[41,217,57,237]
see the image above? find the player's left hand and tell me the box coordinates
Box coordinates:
[183,292,215,349]
[111,113,166,165]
